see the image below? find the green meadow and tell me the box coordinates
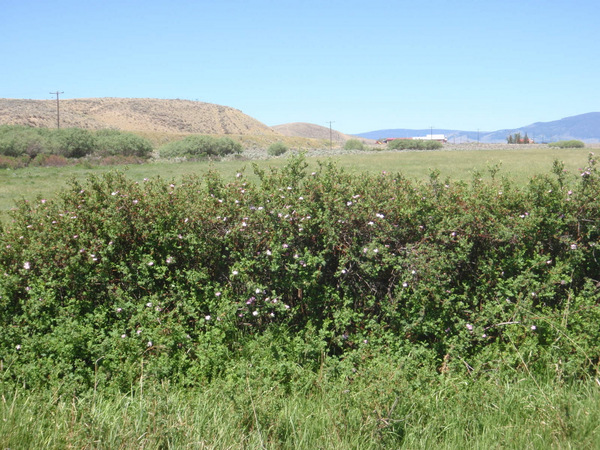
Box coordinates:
[0,146,592,220]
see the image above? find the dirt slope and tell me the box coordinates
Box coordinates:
[0,98,277,136]
[272,122,371,143]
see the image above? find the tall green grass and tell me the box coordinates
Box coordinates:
[2,373,599,448]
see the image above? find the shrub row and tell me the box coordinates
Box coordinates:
[0,154,599,392]
[158,135,242,159]
[387,139,443,150]
[549,140,585,149]
[0,126,249,166]
[0,125,154,160]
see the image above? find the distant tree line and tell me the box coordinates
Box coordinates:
[506,132,586,148]
[506,132,531,144]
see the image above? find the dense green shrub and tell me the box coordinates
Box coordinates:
[94,129,154,158]
[0,125,51,157]
[1,154,599,392]
[549,140,585,149]
[267,141,288,156]
[0,126,154,162]
[387,139,443,150]
[343,138,366,151]
[159,135,242,159]
[50,128,97,158]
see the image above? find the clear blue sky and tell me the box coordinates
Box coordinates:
[2,0,598,134]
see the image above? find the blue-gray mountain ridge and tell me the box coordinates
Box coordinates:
[354,112,600,144]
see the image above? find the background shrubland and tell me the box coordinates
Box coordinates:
[0,125,153,167]
[0,125,248,168]
[549,139,586,149]
[387,139,443,150]
[158,134,242,160]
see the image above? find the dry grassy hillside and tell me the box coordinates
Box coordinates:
[272,122,372,144]
[0,98,278,136]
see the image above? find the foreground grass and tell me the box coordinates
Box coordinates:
[0,146,593,221]
[2,370,599,449]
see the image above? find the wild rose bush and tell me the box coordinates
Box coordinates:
[0,154,599,391]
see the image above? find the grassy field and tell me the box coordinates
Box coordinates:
[329,145,593,182]
[0,146,593,222]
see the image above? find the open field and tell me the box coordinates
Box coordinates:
[0,145,594,222]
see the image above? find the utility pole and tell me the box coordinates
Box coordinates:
[326,121,335,149]
[50,91,64,128]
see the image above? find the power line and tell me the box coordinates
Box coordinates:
[326,121,335,149]
[50,91,64,128]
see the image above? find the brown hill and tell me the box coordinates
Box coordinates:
[272,122,371,143]
[0,98,278,136]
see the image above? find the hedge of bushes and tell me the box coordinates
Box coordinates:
[0,126,248,167]
[0,125,153,166]
[0,154,599,392]
[158,135,242,159]
[549,140,585,149]
[387,139,443,150]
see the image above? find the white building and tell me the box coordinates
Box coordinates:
[412,134,447,142]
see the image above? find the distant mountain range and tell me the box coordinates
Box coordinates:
[354,112,600,144]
